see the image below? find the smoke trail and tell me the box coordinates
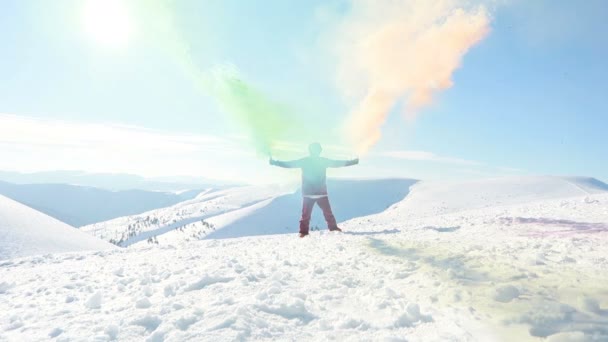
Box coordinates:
[209,66,292,156]
[332,0,491,154]
[140,0,290,155]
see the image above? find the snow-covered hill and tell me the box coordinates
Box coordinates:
[82,179,417,246]
[0,195,115,260]
[81,183,296,246]
[83,176,607,247]
[391,176,608,218]
[0,181,204,227]
[1,176,607,341]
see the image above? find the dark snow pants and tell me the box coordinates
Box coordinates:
[299,196,338,234]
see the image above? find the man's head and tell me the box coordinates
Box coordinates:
[308,142,322,157]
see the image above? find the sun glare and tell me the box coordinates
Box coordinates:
[82,0,133,48]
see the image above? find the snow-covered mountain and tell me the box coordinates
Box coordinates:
[82,179,418,246]
[1,176,607,341]
[0,195,115,260]
[0,170,240,191]
[83,176,608,247]
[393,176,608,217]
[0,181,204,227]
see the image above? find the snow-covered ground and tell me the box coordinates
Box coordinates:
[1,176,608,341]
[0,195,115,260]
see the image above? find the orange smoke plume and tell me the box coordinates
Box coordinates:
[334,0,491,154]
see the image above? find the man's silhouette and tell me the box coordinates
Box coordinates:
[269,143,359,237]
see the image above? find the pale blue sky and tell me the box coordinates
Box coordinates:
[0,0,606,183]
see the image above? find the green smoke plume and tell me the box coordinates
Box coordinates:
[140,0,293,156]
[209,67,292,156]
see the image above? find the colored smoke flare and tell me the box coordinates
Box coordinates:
[333,0,492,154]
[209,67,292,156]
[140,0,292,156]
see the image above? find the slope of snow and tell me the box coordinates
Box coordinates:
[83,179,417,246]
[85,176,607,247]
[181,178,417,240]
[81,184,295,246]
[0,195,115,260]
[390,176,608,219]
[1,181,607,341]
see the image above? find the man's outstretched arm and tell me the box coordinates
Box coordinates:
[269,158,305,168]
[326,158,359,168]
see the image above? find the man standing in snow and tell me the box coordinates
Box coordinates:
[269,142,359,237]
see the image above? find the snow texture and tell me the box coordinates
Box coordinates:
[1,176,608,341]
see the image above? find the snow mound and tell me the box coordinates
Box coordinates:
[392,176,608,218]
[0,195,115,260]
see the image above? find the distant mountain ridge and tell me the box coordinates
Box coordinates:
[0,170,242,191]
[0,181,206,227]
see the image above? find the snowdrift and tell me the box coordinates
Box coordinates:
[0,195,115,260]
